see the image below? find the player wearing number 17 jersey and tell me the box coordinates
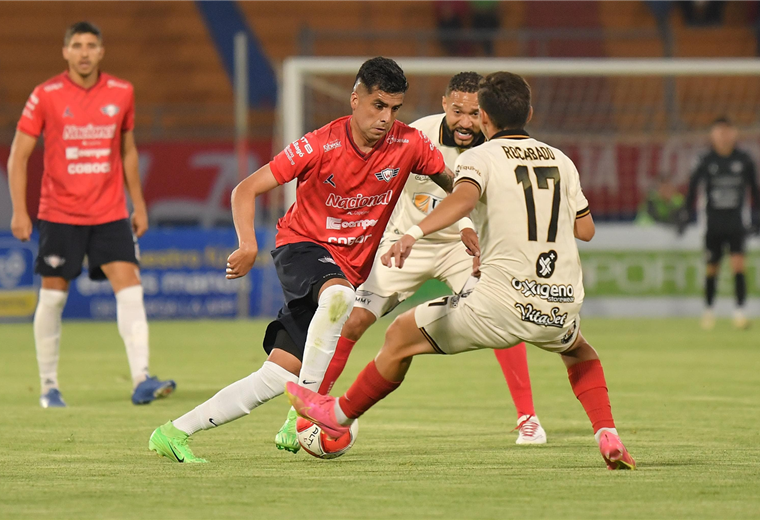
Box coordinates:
[149,57,450,463]
[286,72,636,470]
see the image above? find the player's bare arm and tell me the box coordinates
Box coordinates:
[382,181,480,269]
[226,164,280,279]
[574,213,595,241]
[7,130,37,242]
[428,165,456,194]
[121,131,148,237]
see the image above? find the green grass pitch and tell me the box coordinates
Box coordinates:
[1,317,758,519]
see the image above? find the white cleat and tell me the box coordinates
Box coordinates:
[515,415,547,445]
[701,309,716,331]
[733,310,750,330]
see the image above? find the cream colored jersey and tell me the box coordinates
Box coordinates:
[384,114,467,242]
[453,134,589,330]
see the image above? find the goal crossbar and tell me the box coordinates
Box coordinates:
[280,57,760,203]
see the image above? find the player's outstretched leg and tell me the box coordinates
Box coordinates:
[287,309,434,439]
[561,332,635,470]
[150,358,298,462]
[494,344,547,444]
[274,283,355,453]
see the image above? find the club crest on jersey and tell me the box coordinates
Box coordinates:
[100,104,120,117]
[375,167,399,182]
[536,250,558,279]
[62,106,74,118]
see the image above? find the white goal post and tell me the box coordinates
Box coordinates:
[280,57,760,207]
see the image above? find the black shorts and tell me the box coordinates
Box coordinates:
[705,229,746,264]
[262,242,349,361]
[34,219,139,281]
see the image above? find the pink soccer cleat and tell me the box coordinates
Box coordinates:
[598,430,636,470]
[285,382,349,439]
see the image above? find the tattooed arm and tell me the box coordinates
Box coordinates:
[428,166,455,194]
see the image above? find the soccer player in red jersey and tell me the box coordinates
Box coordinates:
[149,57,451,463]
[7,22,175,408]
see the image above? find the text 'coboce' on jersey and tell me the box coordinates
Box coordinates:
[17,72,135,226]
[269,116,446,286]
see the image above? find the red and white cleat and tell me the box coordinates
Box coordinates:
[598,430,636,470]
[285,381,349,439]
[515,415,547,445]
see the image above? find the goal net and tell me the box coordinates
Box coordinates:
[280,57,760,220]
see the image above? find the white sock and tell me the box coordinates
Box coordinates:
[115,285,150,387]
[298,285,355,392]
[173,361,298,436]
[333,400,353,426]
[594,427,619,445]
[34,289,68,393]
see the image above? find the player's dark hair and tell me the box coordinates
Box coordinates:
[712,116,733,127]
[64,21,102,46]
[478,72,532,129]
[446,72,483,96]
[354,57,408,94]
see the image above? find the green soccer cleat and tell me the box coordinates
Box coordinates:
[274,407,301,454]
[149,422,208,463]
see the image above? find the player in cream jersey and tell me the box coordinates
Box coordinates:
[451,134,589,344]
[285,72,635,471]
[274,73,547,455]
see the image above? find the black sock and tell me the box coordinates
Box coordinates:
[735,273,746,307]
[706,275,717,307]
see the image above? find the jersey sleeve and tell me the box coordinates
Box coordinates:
[269,132,321,185]
[122,89,135,132]
[16,87,45,138]
[453,149,488,196]
[567,161,590,218]
[410,129,446,176]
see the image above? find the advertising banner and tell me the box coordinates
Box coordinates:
[0,237,38,320]
[0,228,284,321]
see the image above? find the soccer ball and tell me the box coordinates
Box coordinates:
[296,417,359,459]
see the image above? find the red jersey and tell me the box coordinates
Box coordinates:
[17,72,135,225]
[270,116,446,286]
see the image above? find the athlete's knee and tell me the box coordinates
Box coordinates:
[317,284,355,324]
[342,307,377,340]
[380,311,418,358]
[41,277,69,292]
[102,261,141,293]
[730,253,745,273]
[560,332,599,366]
[266,348,302,377]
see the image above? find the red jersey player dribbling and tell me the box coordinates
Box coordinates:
[149,57,452,463]
[269,114,444,285]
[7,22,175,408]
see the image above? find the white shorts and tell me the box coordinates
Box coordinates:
[355,237,474,318]
[414,288,581,355]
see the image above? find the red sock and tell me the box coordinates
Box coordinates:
[318,336,356,395]
[494,343,535,418]
[338,360,401,419]
[567,359,616,434]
